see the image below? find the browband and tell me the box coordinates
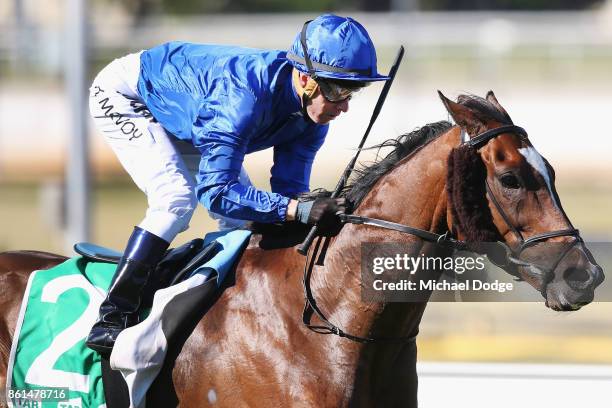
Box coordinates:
[465,125,528,149]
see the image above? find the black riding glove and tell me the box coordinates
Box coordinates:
[296,197,347,236]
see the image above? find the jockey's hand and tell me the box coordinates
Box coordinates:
[296,197,347,236]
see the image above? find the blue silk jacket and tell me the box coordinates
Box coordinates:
[137,42,328,223]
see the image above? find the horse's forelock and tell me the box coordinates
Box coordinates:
[446,144,502,242]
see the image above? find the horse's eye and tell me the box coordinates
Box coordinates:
[500,173,521,189]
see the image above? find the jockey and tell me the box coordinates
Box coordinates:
[86,14,389,354]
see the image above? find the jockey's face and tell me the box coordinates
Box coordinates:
[297,72,350,124]
[306,89,350,124]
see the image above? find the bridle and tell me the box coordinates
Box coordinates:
[483,178,580,274]
[466,125,581,284]
[302,124,583,343]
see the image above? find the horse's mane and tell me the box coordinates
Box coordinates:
[340,93,512,210]
[257,121,453,244]
[343,120,453,207]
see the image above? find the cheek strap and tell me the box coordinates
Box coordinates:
[292,68,319,100]
[292,68,316,122]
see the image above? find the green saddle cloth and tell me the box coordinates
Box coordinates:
[6,257,114,408]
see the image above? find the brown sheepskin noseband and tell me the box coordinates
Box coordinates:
[446,144,502,243]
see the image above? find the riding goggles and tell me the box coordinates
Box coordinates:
[317,79,362,103]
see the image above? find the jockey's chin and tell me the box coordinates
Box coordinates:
[314,113,341,125]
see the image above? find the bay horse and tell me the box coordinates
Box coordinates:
[0,91,603,407]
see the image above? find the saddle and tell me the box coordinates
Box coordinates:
[75,239,222,288]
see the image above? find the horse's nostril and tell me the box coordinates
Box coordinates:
[564,267,590,284]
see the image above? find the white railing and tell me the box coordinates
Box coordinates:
[418,362,612,407]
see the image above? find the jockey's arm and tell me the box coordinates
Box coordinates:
[193,84,295,224]
[270,124,328,205]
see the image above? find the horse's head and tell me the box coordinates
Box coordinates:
[439,91,604,311]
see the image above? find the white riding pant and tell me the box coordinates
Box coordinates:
[89,52,251,243]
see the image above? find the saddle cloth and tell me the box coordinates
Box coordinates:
[6,229,251,408]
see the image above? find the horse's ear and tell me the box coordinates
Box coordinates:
[485,90,513,123]
[437,91,483,136]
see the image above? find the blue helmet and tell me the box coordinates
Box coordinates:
[287,14,389,82]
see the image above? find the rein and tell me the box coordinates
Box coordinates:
[301,123,584,343]
[302,237,418,343]
[339,214,465,248]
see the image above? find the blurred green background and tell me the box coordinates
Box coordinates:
[1,0,611,365]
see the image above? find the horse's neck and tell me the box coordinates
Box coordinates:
[315,128,460,340]
[359,134,456,230]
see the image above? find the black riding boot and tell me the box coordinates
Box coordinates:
[86,226,169,354]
